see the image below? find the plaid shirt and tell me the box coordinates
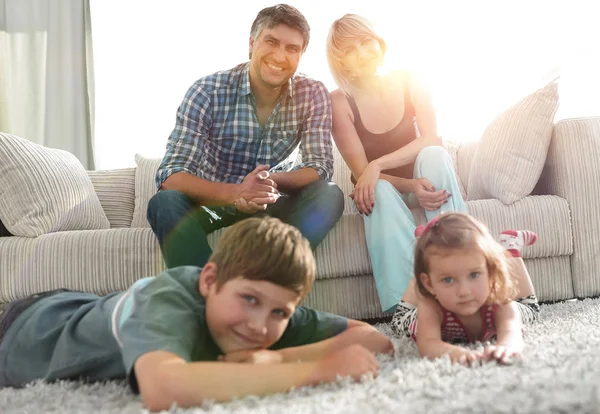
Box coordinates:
[156,62,333,189]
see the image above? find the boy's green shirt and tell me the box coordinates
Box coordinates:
[0,266,347,391]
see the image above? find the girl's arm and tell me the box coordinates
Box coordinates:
[485,301,524,363]
[416,297,481,364]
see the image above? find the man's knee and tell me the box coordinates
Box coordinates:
[315,181,344,215]
[147,190,193,224]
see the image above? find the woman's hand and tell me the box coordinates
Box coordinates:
[353,161,381,215]
[412,178,449,211]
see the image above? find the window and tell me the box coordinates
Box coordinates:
[92,0,599,170]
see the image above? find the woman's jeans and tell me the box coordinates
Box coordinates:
[363,146,467,312]
[147,180,344,269]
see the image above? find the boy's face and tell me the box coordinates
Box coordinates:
[199,263,302,355]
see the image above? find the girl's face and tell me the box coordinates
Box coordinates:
[420,246,491,317]
[340,37,383,80]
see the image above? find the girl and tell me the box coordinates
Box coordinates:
[326,14,467,313]
[392,212,540,364]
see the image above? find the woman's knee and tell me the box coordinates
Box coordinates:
[415,145,450,165]
[374,179,398,202]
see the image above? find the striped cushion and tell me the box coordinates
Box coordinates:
[131,154,162,228]
[0,132,110,237]
[0,224,573,313]
[467,82,559,204]
[88,168,136,228]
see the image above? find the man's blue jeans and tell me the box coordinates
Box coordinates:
[147,180,344,268]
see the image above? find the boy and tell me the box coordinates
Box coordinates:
[0,217,393,411]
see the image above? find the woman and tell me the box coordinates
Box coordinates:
[326,14,467,312]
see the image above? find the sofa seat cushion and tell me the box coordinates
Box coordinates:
[467,195,572,258]
[207,195,571,282]
[0,228,164,301]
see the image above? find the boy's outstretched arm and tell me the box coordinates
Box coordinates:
[135,345,379,411]
[276,319,393,363]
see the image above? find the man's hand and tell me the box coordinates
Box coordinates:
[234,165,279,212]
[234,197,266,214]
[219,349,284,365]
[309,344,379,384]
[412,178,449,211]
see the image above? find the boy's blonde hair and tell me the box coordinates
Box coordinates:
[208,217,315,300]
[326,14,386,96]
[414,212,518,304]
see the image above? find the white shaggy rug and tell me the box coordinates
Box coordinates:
[2,298,600,414]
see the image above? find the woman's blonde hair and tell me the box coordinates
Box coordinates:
[208,217,315,300]
[326,14,386,96]
[414,212,518,305]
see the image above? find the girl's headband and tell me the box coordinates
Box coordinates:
[414,216,440,238]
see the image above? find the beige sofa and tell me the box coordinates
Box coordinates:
[1,117,599,320]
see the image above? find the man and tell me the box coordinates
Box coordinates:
[147,4,344,268]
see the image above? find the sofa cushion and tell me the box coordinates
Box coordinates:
[131,154,162,228]
[467,82,559,204]
[88,168,136,228]
[0,132,110,237]
[0,228,164,300]
[467,195,572,257]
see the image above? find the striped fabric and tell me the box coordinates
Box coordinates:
[467,195,572,257]
[542,117,600,299]
[455,141,477,199]
[302,255,572,319]
[88,168,135,228]
[442,140,468,200]
[0,228,164,301]
[332,144,356,215]
[131,155,161,228]
[467,82,559,204]
[0,132,110,237]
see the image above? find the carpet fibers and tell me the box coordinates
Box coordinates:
[1,298,600,413]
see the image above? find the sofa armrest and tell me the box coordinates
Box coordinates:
[536,117,600,298]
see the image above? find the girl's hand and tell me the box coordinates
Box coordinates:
[353,161,381,215]
[483,344,522,365]
[448,347,483,366]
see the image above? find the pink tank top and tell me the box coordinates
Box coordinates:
[410,304,498,343]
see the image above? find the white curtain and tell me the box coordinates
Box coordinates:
[0,0,95,169]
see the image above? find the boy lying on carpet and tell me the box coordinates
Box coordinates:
[392,212,540,365]
[0,217,392,411]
